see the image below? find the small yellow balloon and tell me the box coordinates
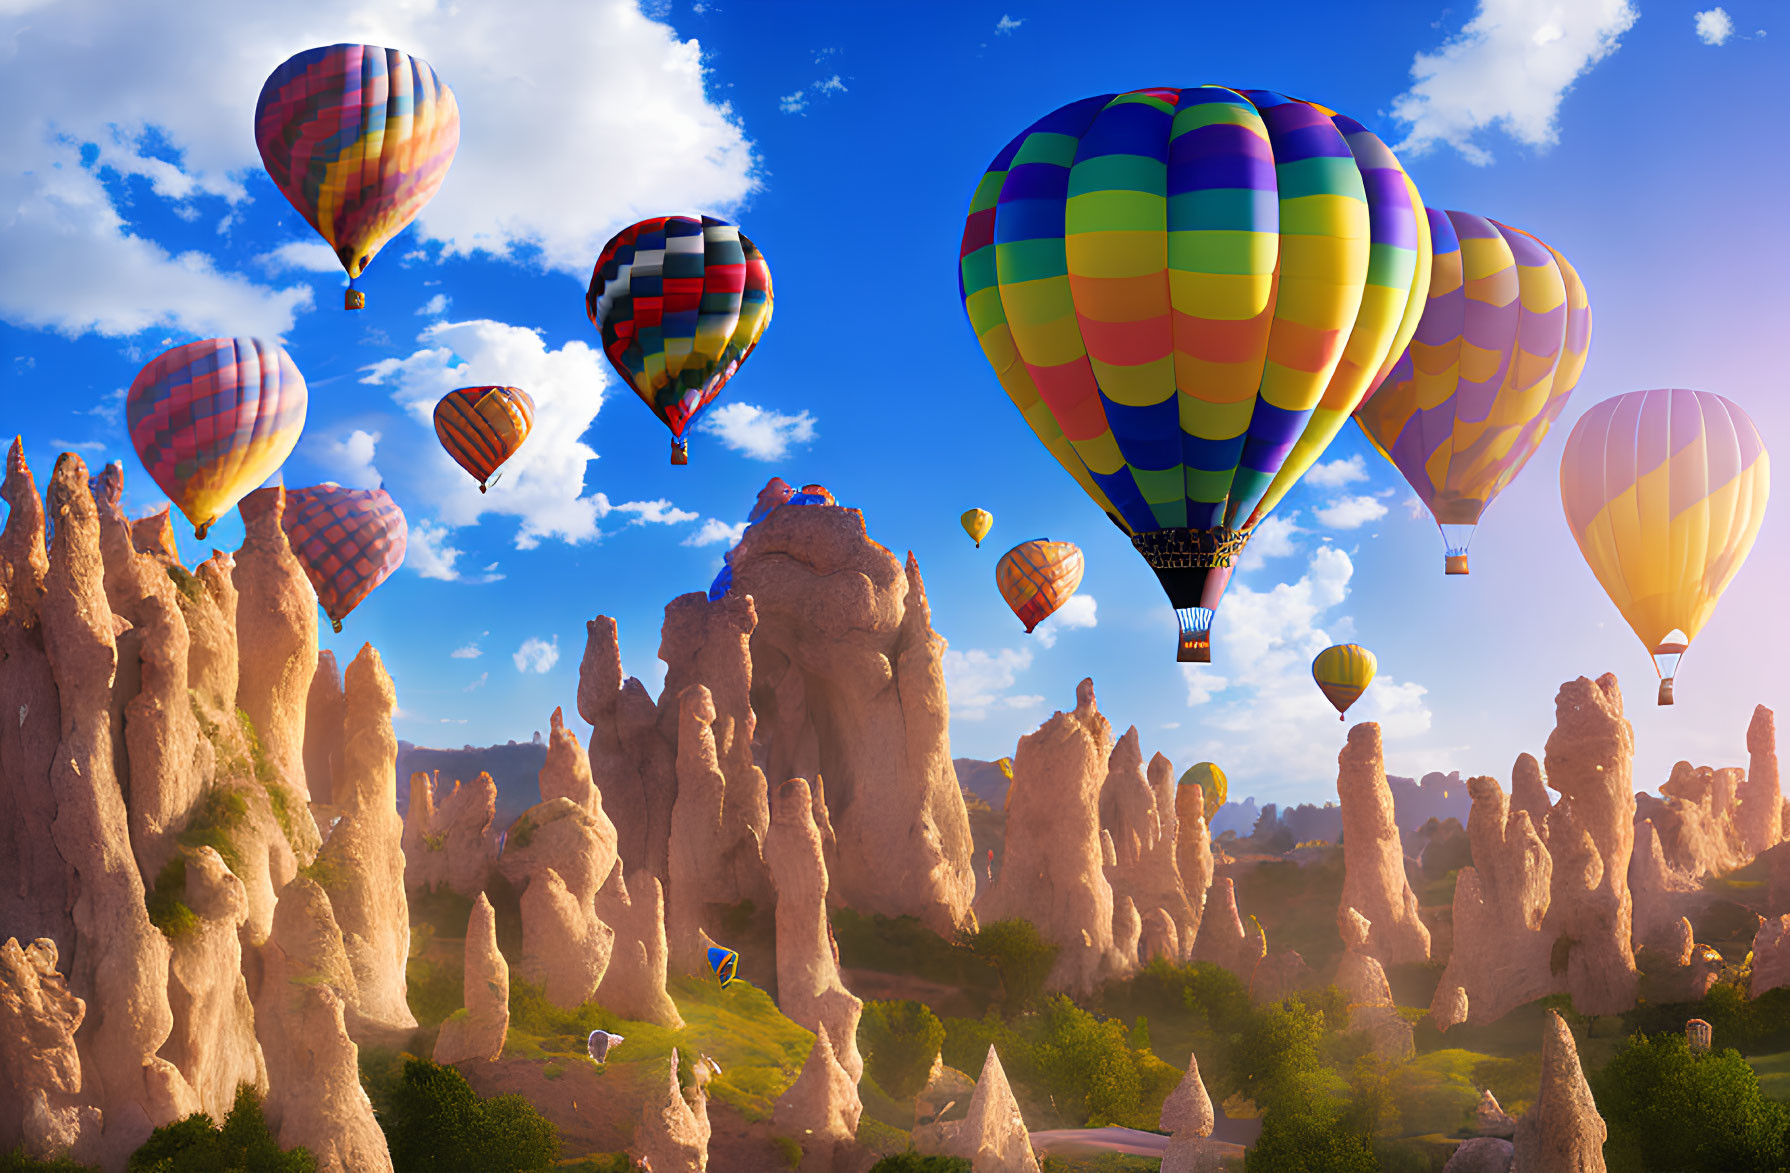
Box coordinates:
[1312,643,1377,721]
[996,757,1014,781]
[961,508,994,548]
[1178,762,1226,812]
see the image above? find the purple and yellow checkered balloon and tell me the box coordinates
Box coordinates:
[1355,208,1593,574]
[958,87,1430,662]
[282,483,408,633]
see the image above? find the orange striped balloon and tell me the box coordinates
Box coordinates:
[434,386,535,492]
[995,539,1085,633]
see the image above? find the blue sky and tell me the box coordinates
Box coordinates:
[2,0,1783,807]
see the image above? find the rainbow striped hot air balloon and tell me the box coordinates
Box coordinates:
[959,87,1431,662]
[1560,389,1769,705]
[434,386,536,492]
[282,483,408,633]
[587,215,774,464]
[255,44,460,309]
[996,539,1085,633]
[126,338,308,540]
[1355,208,1592,574]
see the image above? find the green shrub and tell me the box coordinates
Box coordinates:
[1234,997,1328,1111]
[145,855,198,940]
[964,919,1058,1011]
[379,1057,559,1173]
[831,909,990,993]
[127,1084,315,1172]
[165,564,204,604]
[407,955,464,1030]
[861,1000,947,1101]
[867,1156,971,1173]
[1593,1031,1790,1172]
[175,786,249,872]
[770,1134,802,1168]
[0,1149,99,1172]
[1246,1105,1376,1173]
[507,812,536,851]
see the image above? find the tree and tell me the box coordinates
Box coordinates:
[380,1058,560,1173]
[1594,1032,1790,1172]
[965,920,1058,1010]
[127,1085,316,1172]
[1246,1107,1376,1173]
[861,1000,948,1100]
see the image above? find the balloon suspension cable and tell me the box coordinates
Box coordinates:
[481,470,504,495]
[1439,523,1476,576]
[1652,643,1686,707]
[1174,607,1215,664]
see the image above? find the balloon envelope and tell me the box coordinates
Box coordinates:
[960,86,1430,662]
[962,508,994,547]
[1312,643,1377,720]
[434,386,535,491]
[586,215,773,461]
[126,338,307,539]
[255,45,459,300]
[282,484,409,632]
[996,539,1085,633]
[1178,762,1227,812]
[1355,209,1592,574]
[1559,388,1769,703]
[707,945,740,988]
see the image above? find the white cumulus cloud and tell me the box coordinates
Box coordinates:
[996,14,1025,34]
[513,635,560,675]
[406,518,466,582]
[1390,0,1639,165]
[697,403,818,461]
[943,646,1040,721]
[1304,454,1370,488]
[684,518,749,547]
[1314,495,1390,529]
[1235,512,1306,571]
[1177,545,1434,794]
[259,240,347,274]
[417,293,451,318]
[1033,594,1097,649]
[311,428,383,490]
[450,643,482,659]
[0,0,757,342]
[1694,7,1734,44]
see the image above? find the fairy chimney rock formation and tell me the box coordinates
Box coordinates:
[1751,915,1790,998]
[1511,1010,1607,1172]
[232,486,320,856]
[1543,674,1639,1016]
[1475,1089,1516,1138]
[1446,1138,1515,1173]
[975,679,1130,995]
[40,453,201,1164]
[1431,772,1556,1030]
[303,650,344,810]
[1337,723,1431,965]
[1510,753,1552,844]
[1159,755,1211,947]
[726,498,976,934]
[0,937,99,1162]
[668,685,733,975]
[406,772,501,900]
[539,705,597,813]
[1628,818,1700,954]
[0,442,76,952]
[401,771,440,895]
[955,1045,1042,1173]
[1158,1052,1219,1173]
[164,847,266,1123]
[595,863,684,1028]
[1739,707,1782,858]
[518,866,613,1009]
[255,878,392,1173]
[577,615,677,880]
[633,1047,710,1173]
[770,1024,863,1172]
[1191,877,1266,984]
[1103,736,1201,956]
[311,644,415,1038]
[433,893,509,1065]
[765,777,865,1082]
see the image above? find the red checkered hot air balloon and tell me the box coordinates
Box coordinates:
[282,483,408,632]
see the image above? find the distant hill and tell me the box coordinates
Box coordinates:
[953,758,1010,808]
[395,735,548,827]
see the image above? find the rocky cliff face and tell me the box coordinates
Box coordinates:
[1101,733,1201,963]
[1336,723,1431,966]
[975,680,1131,996]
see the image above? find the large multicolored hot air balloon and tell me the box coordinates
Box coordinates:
[586,215,774,464]
[1355,209,1592,574]
[962,508,994,548]
[1312,643,1377,721]
[1560,389,1769,705]
[434,386,535,492]
[996,539,1085,633]
[707,945,740,989]
[255,44,460,310]
[126,338,308,540]
[1178,762,1227,812]
[282,484,409,633]
[960,87,1431,662]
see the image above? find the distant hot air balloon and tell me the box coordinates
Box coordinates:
[995,539,1085,633]
[794,484,835,506]
[707,945,740,989]
[996,756,1015,782]
[962,508,994,548]
[1560,389,1769,705]
[1178,762,1227,812]
[586,215,774,464]
[255,44,460,310]
[434,386,536,492]
[283,484,409,633]
[1355,209,1592,574]
[1312,643,1377,721]
[960,86,1431,662]
[126,339,308,540]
